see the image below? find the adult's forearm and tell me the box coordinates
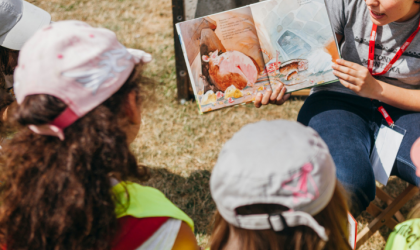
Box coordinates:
[376,81,420,112]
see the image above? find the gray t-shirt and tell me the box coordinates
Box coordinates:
[313,0,420,95]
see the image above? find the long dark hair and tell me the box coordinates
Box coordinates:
[0,46,17,88]
[209,183,351,250]
[0,46,16,125]
[0,63,150,250]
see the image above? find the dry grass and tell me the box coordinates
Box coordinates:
[27,0,420,249]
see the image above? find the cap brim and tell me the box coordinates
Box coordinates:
[411,137,420,170]
[1,1,51,50]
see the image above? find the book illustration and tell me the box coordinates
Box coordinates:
[177,0,340,113]
[177,7,270,113]
[250,0,340,92]
[263,50,282,75]
[201,50,258,92]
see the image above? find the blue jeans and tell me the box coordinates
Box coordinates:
[297,91,420,216]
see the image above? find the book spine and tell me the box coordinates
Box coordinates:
[175,23,203,114]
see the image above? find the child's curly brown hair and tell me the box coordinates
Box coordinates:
[0,63,150,250]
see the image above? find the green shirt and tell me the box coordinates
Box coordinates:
[385,219,420,250]
[113,181,194,232]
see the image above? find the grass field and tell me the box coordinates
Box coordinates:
[27,0,420,249]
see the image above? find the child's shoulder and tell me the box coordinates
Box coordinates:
[112,181,170,209]
[113,182,195,231]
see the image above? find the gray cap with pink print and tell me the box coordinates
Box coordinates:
[210,120,337,241]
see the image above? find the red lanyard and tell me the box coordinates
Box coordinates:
[368,21,420,127]
[377,106,394,127]
[368,22,420,76]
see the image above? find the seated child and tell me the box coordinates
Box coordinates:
[0,21,198,250]
[208,120,352,250]
[385,137,420,250]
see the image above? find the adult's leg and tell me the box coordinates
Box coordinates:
[298,91,376,216]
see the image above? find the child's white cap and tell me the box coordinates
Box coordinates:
[14,20,152,140]
[0,0,51,50]
[210,120,337,241]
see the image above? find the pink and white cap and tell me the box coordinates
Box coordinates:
[14,20,152,140]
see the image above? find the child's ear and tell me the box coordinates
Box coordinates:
[124,91,141,124]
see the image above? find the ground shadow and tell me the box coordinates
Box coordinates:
[140,167,215,235]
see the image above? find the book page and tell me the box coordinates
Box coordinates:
[249,0,341,93]
[177,7,269,113]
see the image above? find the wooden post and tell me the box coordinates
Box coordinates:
[172,0,193,103]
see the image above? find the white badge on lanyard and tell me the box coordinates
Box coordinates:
[366,22,419,185]
[370,123,405,186]
[370,107,406,185]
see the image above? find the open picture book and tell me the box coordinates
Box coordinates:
[176,0,340,113]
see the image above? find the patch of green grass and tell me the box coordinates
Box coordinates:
[59,3,75,11]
